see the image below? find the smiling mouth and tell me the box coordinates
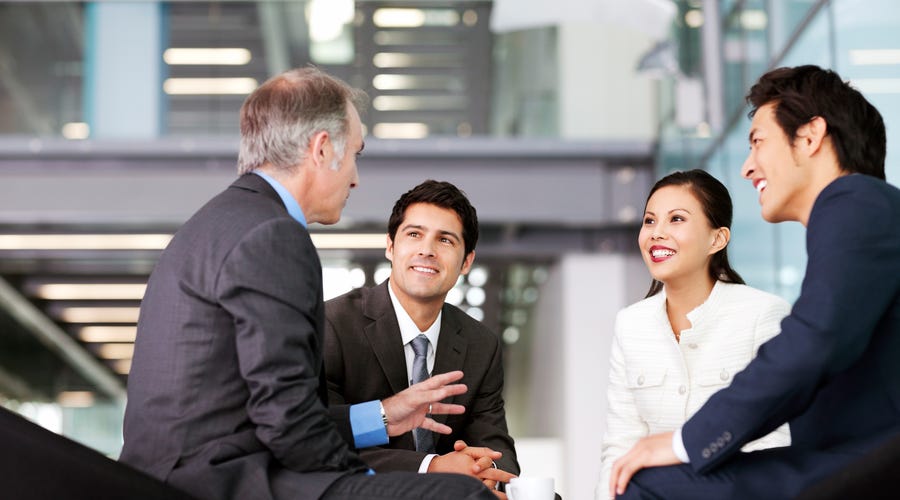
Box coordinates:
[649,247,675,262]
[755,179,768,194]
[411,266,437,275]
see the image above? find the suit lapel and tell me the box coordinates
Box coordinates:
[432,305,467,426]
[363,282,410,395]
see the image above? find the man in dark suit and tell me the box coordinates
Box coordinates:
[608,65,900,499]
[325,181,519,495]
[120,68,495,500]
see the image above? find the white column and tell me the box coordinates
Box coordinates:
[512,253,647,499]
[84,2,164,138]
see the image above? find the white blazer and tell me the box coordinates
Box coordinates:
[597,281,792,499]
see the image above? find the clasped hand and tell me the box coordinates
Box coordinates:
[429,440,517,499]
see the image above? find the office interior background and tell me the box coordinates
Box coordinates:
[0,0,898,498]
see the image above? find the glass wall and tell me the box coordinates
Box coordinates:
[659,0,900,300]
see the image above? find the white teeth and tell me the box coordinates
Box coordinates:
[651,249,675,258]
[412,266,437,274]
[756,180,768,193]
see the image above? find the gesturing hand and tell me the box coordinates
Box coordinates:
[609,431,678,497]
[381,370,467,437]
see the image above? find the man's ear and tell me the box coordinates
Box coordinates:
[309,130,331,168]
[796,116,828,156]
[460,251,475,274]
[384,234,394,262]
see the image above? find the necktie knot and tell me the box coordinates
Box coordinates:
[411,334,429,357]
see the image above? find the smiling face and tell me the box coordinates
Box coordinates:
[386,202,475,309]
[638,185,726,288]
[741,102,814,224]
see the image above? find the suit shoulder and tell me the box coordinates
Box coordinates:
[719,283,789,310]
[443,303,500,341]
[617,293,664,321]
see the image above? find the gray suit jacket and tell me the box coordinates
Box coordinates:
[324,281,519,474]
[120,174,368,500]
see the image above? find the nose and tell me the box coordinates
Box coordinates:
[350,165,359,189]
[741,153,755,180]
[417,238,436,257]
[651,225,666,240]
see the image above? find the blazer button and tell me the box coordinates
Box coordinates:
[678,385,687,395]
[723,431,732,441]
[709,442,718,452]
[720,369,729,381]
[716,437,725,447]
[637,375,645,386]
[702,448,711,459]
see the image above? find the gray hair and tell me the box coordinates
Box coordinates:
[237,67,367,174]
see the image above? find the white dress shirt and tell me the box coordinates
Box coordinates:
[388,282,442,473]
[597,281,792,499]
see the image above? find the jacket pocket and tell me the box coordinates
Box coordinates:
[625,366,668,423]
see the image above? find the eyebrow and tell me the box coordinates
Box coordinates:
[402,224,462,242]
[644,208,692,216]
[748,128,757,143]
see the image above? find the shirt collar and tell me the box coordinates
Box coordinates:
[387,279,442,348]
[253,170,307,227]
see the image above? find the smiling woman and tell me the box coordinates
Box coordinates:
[596,169,792,500]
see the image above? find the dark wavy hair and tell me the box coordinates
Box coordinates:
[747,65,886,180]
[388,180,479,257]
[644,169,745,297]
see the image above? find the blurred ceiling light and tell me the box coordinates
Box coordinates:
[96,343,135,360]
[850,49,900,65]
[57,391,95,408]
[372,123,429,139]
[373,74,415,90]
[310,233,386,249]
[850,78,900,94]
[373,8,426,27]
[373,52,415,68]
[163,48,252,65]
[462,10,478,26]
[59,307,141,324]
[112,359,132,375]
[163,78,258,95]
[0,234,172,250]
[61,122,90,140]
[34,283,147,300]
[308,0,355,42]
[684,9,704,28]
[79,326,137,343]
[740,10,767,30]
[373,95,462,111]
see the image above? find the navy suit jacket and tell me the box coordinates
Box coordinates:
[324,281,519,474]
[682,175,900,485]
[121,175,368,500]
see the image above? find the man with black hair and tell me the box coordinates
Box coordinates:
[325,180,519,497]
[609,65,900,499]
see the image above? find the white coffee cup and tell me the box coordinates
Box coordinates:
[506,476,555,500]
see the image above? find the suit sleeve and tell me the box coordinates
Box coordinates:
[457,332,520,475]
[682,183,898,473]
[324,306,429,470]
[216,218,365,473]
[599,313,650,500]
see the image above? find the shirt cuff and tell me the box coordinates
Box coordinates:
[418,454,438,473]
[672,427,690,463]
[350,401,389,449]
